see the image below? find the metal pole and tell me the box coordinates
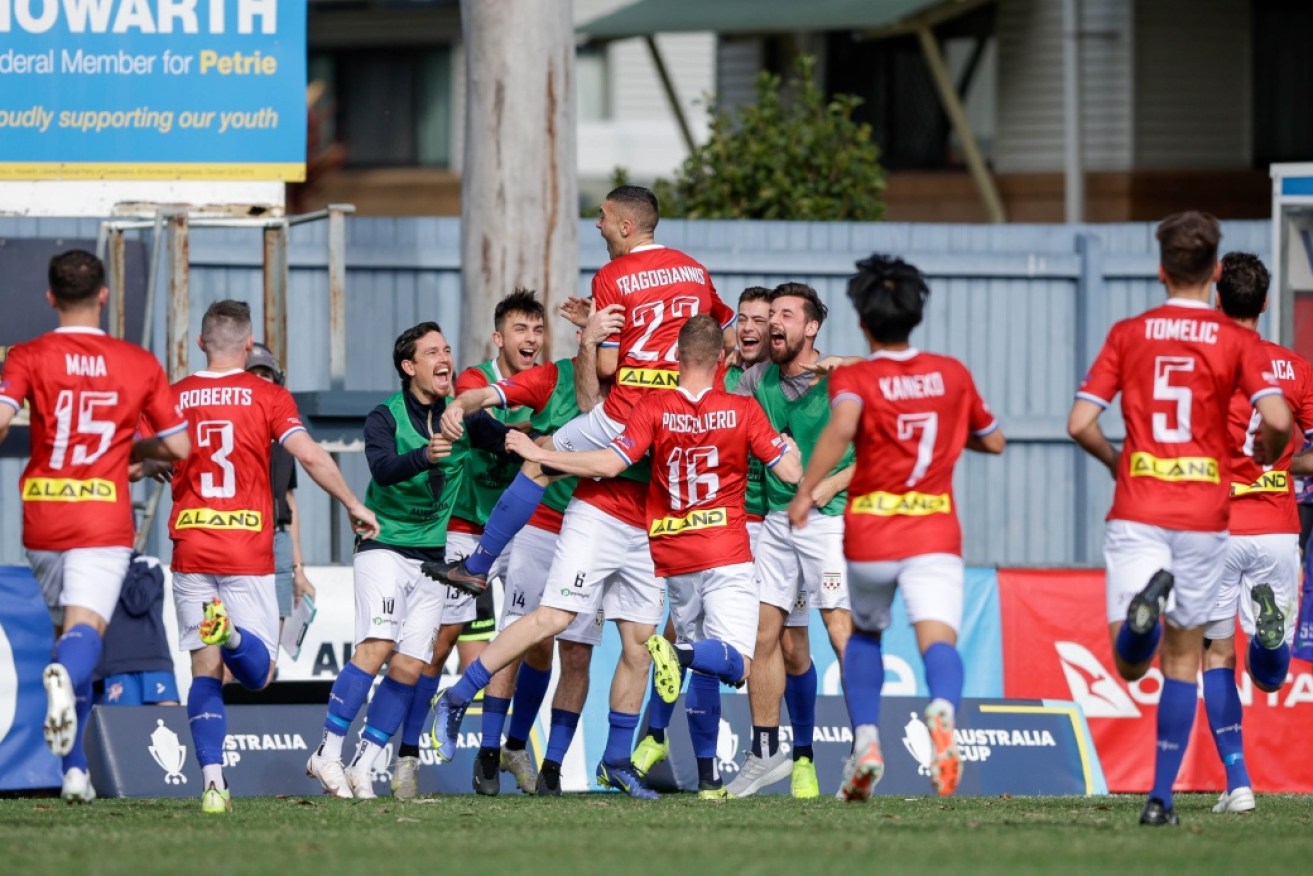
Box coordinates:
[327,204,352,392]
[140,212,165,353]
[166,212,191,383]
[643,35,696,155]
[107,229,127,340]
[1063,0,1085,224]
[263,220,289,366]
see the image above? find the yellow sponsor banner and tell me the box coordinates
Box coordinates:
[0,163,305,182]
[175,508,264,531]
[849,490,952,516]
[649,507,728,536]
[1128,452,1219,484]
[617,366,679,389]
[22,477,116,502]
[1231,470,1289,496]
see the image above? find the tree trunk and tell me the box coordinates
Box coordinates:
[459,0,579,366]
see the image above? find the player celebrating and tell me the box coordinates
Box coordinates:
[506,314,802,798]
[170,300,379,813]
[1068,212,1290,826]
[0,250,190,803]
[1202,253,1313,814]
[788,255,1005,800]
[427,185,734,594]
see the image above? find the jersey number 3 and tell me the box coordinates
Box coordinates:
[197,420,236,498]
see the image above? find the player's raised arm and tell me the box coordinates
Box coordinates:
[439,385,501,440]
[504,429,628,480]
[283,430,379,539]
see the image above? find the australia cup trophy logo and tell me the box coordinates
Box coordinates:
[149,719,188,785]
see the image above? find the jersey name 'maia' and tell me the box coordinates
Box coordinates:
[178,386,254,410]
[65,353,106,377]
[615,266,706,295]
[661,409,738,433]
[1143,318,1218,344]
[879,372,944,401]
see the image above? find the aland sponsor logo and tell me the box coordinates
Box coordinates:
[175,507,263,531]
[1128,451,1218,484]
[649,506,727,536]
[22,476,116,502]
[1231,470,1289,496]
[617,366,679,389]
[849,489,951,516]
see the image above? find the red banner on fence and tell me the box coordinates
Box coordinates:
[996,569,1313,793]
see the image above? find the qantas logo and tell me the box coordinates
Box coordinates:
[1054,641,1142,718]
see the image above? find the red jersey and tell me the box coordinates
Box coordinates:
[168,369,306,575]
[1225,339,1313,536]
[611,386,787,577]
[1077,299,1283,532]
[592,245,734,421]
[831,350,997,562]
[0,328,186,551]
[574,475,648,530]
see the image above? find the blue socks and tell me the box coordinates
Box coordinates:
[188,676,227,768]
[221,626,271,690]
[506,663,551,747]
[784,663,817,761]
[1150,677,1197,809]
[604,710,639,764]
[402,674,441,751]
[466,474,545,576]
[449,658,493,708]
[55,624,102,688]
[324,663,373,739]
[1202,667,1250,792]
[1115,621,1162,666]
[923,642,964,711]
[645,663,685,743]
[1248,639,1290,690]
[677,640,745,685]
[362,677,415,748]
[545,708,581,765]
[62,675,93,774]
[686,672,721,759]
[480,696,511,749]
[843,631,885,728]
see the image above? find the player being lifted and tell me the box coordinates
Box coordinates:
[0,250,190,803]
[169,300,378,812]
[1068,213,1290,826]
[788,255,1004,800]
[1201,253,1313,814]
[506,314,802,798]
[425,185,734,595]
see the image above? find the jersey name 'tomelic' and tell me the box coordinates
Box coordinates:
[1226,339,1313,536]
[592,245,733,422]
[610,387,785,577]
[1077,300,1283,532]
[168,370,305,575]
[0,328,185,552]
[831,351,996,562]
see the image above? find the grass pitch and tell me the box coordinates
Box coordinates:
[3,793,1311,876]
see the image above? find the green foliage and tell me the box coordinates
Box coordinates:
[653,55,886,221]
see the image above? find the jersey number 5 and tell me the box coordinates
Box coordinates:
[50,389,118,470]
[1152,356,1195,443]
[197,420,236,498]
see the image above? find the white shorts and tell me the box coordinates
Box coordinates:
[173,571,280,661]
[501,524,605,646]
[351,548,446,662]
[443,531,508,626]
[27,546,132,627]
[755,510,849,624]
[1103,519,1228,630]
[667,562,759,658]
[846,554,965,634]
[1205,533,1301,643]
[548,405,624,453]
[538,498,664,626]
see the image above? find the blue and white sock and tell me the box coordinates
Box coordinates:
[1149,677,1197,810]
[675,640,744,685]
[400,674,441,755]
[644,664,685,744]
[687,672,721,786]
[188,675,227,789]
[221,626,271,690]
[506,663,551,749]
[544,708,581,766]
[1202,667,1250,792]
[352,676,416,770]
[784,662,817,761]
[466,474,545,576]
[604,710,639,765]
[61,675,93,775]
[1248,638,1291,690]
[923,642,964,711]
[55,624,102,688]
[844,631,885,729]
[480,696,511,750]
[448,658,494,708]
[319,663,373,761]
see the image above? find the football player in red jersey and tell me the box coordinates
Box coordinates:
[1068,213,1291,826]
[499,314,802,798]
[1201,253,1313,815]
[0,250,190,803]
[168,300,378,813]
[429,185,735,595]
[789,255,1005,801]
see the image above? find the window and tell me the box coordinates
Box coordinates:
[577,43,611,122]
